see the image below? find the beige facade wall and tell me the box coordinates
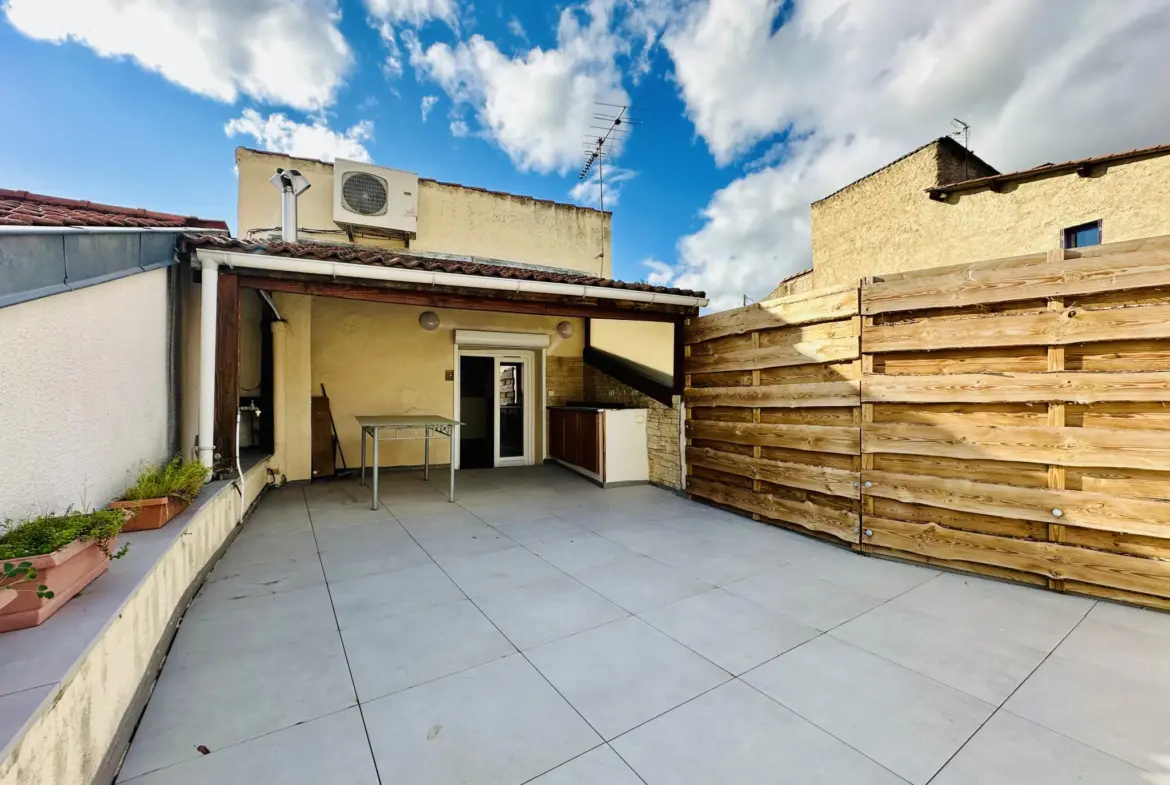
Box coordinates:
[308,298,584,470]
[236,148,612,277]
[590,319,674,376]
[0,270,171,519]
[811,146,1170,287]
[270,293,313,482]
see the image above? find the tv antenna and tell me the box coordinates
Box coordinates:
[951,118,971,179]
[579,103,640,212]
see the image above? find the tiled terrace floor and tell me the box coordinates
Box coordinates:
[119,466,1170,784]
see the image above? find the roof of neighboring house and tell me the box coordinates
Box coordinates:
[0,189,229,229]
[813,136,999,206]
[183,234,706,298]
[926,140,1170,196]
[237,147,611,215]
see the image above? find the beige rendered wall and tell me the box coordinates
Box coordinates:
[0,270,171,519]
[590,319,674,377]
[811,149,1170,287]
[236,148,612,277]
[271,293,313,481]
[309,298,584,469]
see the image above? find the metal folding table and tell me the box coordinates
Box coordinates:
[357,415,461,510]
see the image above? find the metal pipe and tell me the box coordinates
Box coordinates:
[0,225,228,235]
[197,258,219,471]
[280,187,297,243]
[194,248,708,308]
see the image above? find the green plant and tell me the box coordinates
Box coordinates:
[0,509,130,561]
[122,457,209,504]
[0,561,53,600]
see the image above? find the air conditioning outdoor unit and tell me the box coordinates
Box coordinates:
[333,158,419,236]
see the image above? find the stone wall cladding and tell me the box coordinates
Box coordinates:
[546,356,584,406]
[583,366,682,490]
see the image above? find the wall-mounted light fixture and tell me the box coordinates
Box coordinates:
[556,321,574,339]
[419,311,440,331]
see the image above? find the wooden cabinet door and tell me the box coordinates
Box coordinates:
[548,408,564,461]
[578,412,601,474]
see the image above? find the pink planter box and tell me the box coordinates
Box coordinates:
[0,540,112,632]
[110,498,187,532]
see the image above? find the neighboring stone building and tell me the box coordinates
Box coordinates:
[785,137,1170,290]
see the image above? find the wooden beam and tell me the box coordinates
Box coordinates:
[863,422,1170,471]
[863,517,1170,599]
[238,274,689,322]
[862,371,1170,404]
[688,477,859,542]
[684,285,858,344]
[673,318,685,395]
[687,447,859,498]
[214,271,240,474]
[863,470,1170,539]
[688,420,860,455]
[687,380,860,408]
[863,302,1170,353]
[583,346,673,406]
[862,235,1170,314]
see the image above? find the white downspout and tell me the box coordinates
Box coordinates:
[198,258,218,470]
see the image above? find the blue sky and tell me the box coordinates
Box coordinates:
[3,0,1169,309]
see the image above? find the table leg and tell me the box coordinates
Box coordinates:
[371,426,379,510]
[449,425,457,503]
[424,427,431,482]
[360,427,366,487]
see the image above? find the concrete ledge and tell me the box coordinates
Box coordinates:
[0,459,270,785]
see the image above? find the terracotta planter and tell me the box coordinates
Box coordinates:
[110,497,188,532]
[0,539,112,632]
[0,591,14,614]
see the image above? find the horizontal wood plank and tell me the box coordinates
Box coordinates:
[864,517,1170,599]
[865,303,1170,353]
[689,420,860,455]
[863,470,1170,539]
[688,478,859,543]
[687,380,860,408]
[686,336,858,374]
[863,372,1170,404]
[685,286,858,344]
[688,447,860,498]
[862,236,1170,314]
[863,422,1170,471]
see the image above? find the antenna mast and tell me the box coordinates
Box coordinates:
[579,103,637,213]
[951,118,971,180]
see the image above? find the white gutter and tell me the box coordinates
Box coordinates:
[197,258,218,470]
[194,248,709,308]
[0,226,229,235]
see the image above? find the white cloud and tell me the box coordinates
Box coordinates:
[224,109,374,163]
[407,0,631,173]
[4,0,352,111]
[655,0,1170,310]
[379,22,405,78]
[642,259,674,286]
[449,118,471,137]
[569,164,635,209]
[420,94,439,122]
[507,15,527,40]
[364,0,455,26]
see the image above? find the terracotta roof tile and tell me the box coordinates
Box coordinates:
[182,235,706,298]
[0,189,228,229]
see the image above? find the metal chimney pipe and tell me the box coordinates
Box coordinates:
[268,168,311,243]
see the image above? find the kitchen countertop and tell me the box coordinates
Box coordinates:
[547,404,640,412]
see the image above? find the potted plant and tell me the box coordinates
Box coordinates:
[110,457,208,532]
[0,509,129,632]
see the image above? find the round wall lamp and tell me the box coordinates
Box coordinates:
[556,321,574,339]
[419,311,440,331]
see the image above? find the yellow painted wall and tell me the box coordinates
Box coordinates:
[272,293,312,481]
[590,319,674,376]
[235,148,612,277]
[811,147,1170,287]
[310,298,583,468]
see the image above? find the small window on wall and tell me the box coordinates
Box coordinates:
[1063,220,1102,249]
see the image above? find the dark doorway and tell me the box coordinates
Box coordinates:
[460,356,494,469]
[499,360,525,459]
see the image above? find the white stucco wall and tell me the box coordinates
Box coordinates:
[0,270,171,519]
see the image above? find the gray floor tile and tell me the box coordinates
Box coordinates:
[214,529,319,569]
[832,603,1049,704]
[118,630,355,781]
[386,495,460,517]
[611,679,907,785]
[640,589,818,675]
[343,599,515,701]
[475,575,629,650]
[569,556,716,614]
[1004,654,1170,770]
[793,547,938,599]
[437,546,565,598]
[318,535,433,582]
[931,710,1150,785]
[1053,612,1170,684]
[724,565,885,631]
[524,531,642,573]
[744,635,993,784]
[193,555,326,608]
[362,654,600,785]
[528,745,643,784]
[312,518,411,552]
[643,541,782,585]
[329,562,465,630]
[1085,599,1170,639]
[526,616,729,740]
[120,708,379,784]
[490,515,589,545]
